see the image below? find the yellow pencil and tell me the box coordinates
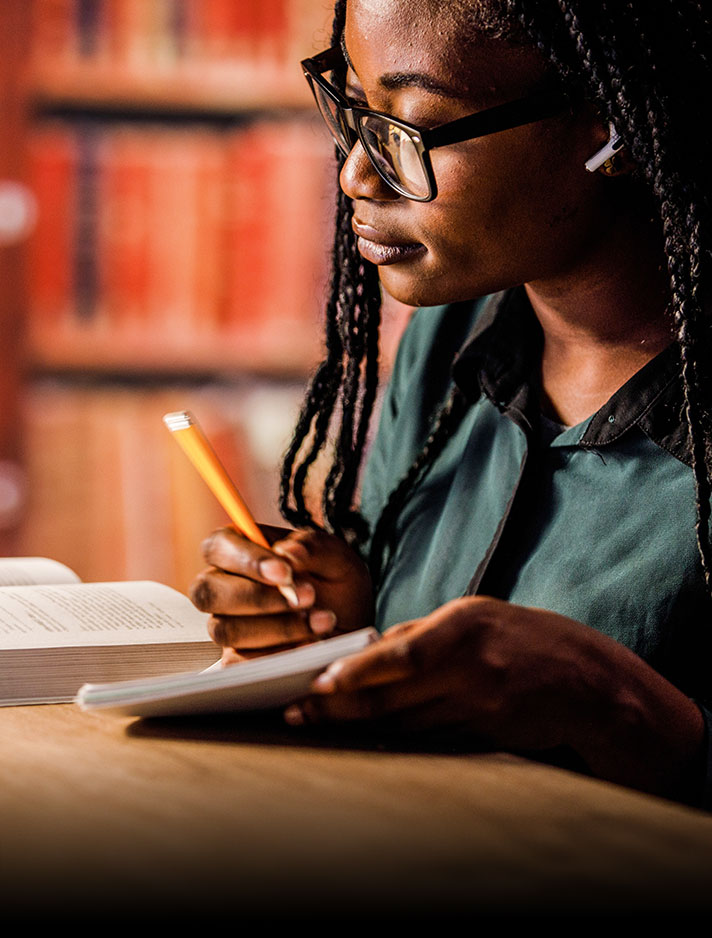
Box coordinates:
[163,410,298,606]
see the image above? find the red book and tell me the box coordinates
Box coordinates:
[26,123,79,331]
[222,118,334,369]
[191,0,234,62]
[222,122,274,341]
[97,127,152,328]
[192,129,228,334]
[30,0,78,67]
[255,0,290,68]
[144,127,203,340]
[104,0,155,71]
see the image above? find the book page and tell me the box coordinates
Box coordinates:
[0,557,81,587]
[76,627,381,717]
[0,581,210,650]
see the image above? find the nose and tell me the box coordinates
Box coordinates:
[339,140,401,202]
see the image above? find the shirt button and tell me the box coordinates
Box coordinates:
[608,415,615,424]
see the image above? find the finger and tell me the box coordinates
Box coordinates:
[208,612,314,649]
[318,598,498,692]
[221,645,294,664]
[285,681,447,726]
[309,621,424,693]
[201,526,296,593]
[258,523,295,545]
[272,528,366,581]
[309,603,485,694]
[190,567,314,615]
[220,647,247,666]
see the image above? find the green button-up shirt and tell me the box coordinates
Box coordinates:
[360,288,712,805]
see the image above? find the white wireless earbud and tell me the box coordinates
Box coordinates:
[584,123,623,173]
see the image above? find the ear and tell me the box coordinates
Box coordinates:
[585,122,623,173]
[584,121,636,177]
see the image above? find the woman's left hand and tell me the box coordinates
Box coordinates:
[285,596,597,751]
[285,596,705,799]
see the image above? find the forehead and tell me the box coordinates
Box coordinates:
[345,0,464,72]
[344,0,549,100]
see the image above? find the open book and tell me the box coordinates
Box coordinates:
[0,555,379,717]
[0,556,218,706]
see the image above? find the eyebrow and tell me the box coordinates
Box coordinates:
[339,34,470,99]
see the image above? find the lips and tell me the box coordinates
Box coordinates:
[352,219,425,266]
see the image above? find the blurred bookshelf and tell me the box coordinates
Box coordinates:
[0,0,412,591]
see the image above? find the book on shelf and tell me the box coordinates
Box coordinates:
[30,0,329,91]
[18,382,262,592]
[76,625,378,718]
[0,555,218,706]
[26,123,77,327]
[25,117,334,371]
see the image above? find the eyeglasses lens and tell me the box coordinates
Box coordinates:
[358,115,430,199]
[312,80,353,156]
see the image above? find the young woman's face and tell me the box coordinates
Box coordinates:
[341,0,618,307]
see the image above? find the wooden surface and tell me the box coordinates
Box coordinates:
[1,704,712,921]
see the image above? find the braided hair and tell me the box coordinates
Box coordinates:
[279,0,378,547]
[280,0,712,591]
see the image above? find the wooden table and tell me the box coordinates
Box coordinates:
[1,703,712,921]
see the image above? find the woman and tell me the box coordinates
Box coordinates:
[190,0,712,807]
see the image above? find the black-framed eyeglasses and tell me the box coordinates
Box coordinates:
[301,46,569,202]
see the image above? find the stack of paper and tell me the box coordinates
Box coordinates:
[76,627,379,718]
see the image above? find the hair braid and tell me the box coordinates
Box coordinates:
[511,0,712,588]
[279,0,383,545]
[279,197,349,523]
[368,386,470,587]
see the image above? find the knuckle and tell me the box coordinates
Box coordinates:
[274,537,311,568]
[203,526,258,574]
[283,617,305,640]
[201,528,228,562]
[391,636,422,674]
[189,572,216,611]
[207,615,229,646]
[461,595,502,622]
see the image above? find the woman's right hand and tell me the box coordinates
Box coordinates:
[189,525,375,663]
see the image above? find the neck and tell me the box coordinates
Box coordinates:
[525,210,673,426]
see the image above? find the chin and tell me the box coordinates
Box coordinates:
[377,260,530,308]
[377,267,445,308]
[377,267,480,309]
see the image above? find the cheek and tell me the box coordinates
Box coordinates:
[375,130,611,307]
[427,139,608,280]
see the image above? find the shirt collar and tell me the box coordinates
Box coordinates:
[451,288,690,464]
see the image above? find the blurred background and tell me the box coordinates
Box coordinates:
[0,0,411,593]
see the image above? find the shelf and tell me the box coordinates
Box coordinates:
[25,301,414,382]
[25,322,321,380]
[29,63,314,118]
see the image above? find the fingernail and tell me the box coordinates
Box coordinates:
[279,583,301,608]
[312,672,337,693]
[309,609,337,635]
[298,581,315,605]
[259,558,292,584]
[284,705,304,726]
